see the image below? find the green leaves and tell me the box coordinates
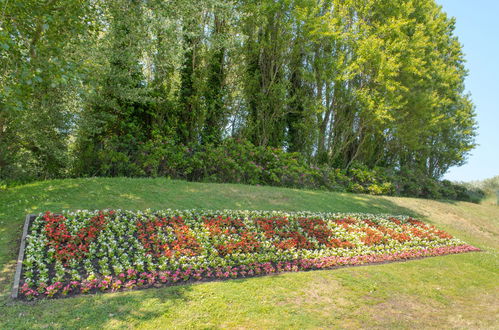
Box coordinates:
[0,0,476,191]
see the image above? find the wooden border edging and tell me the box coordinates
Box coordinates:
[12,214,33,299]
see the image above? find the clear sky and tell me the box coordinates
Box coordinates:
[436,0,499,182]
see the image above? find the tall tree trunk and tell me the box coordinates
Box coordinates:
[178,18,201,145]
[202,15,226,145]
[286,35,307,153]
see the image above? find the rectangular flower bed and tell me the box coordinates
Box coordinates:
[18,209,479,299]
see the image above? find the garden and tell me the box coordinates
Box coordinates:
[2,0,497,326]
[17,208,479,300]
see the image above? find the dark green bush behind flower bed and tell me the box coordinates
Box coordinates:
[3,139,483,202]
[131,138,483,202]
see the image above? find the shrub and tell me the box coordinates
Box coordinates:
[130,138,484,202]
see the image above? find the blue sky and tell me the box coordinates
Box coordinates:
[437,0,499,182]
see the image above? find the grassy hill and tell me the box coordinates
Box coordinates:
[1,178,497,329]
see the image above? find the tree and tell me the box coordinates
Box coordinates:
[0,0,477,185]
[75,0,152,176]
[0,0,97,180]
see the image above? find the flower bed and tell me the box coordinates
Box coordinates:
[19,209,479,299]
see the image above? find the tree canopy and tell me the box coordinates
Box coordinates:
[0,0,476,190]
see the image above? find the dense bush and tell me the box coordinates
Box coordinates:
[133,138,391,195]
[457,176,498,204]
[2,138,483,202]
[130,138,480,202]
[387,167,485,202]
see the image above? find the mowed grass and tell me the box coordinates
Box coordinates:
[0,177,497,329]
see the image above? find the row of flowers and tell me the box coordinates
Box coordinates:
[20,244,479,299]
[20,208,478,299]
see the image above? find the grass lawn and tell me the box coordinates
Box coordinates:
[1,177,498,329]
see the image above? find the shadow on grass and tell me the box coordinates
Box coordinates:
[4,272,298,328]
[2,282,195,328]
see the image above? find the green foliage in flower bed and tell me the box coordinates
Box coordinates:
[20,208,478,299]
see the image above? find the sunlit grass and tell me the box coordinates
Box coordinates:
[0,177,497,328]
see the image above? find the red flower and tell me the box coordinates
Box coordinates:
[136,216,203,258]
[204,216,261,256]
[43,211,109,264]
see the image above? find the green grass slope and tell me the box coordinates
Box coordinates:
[1,178,498,329]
